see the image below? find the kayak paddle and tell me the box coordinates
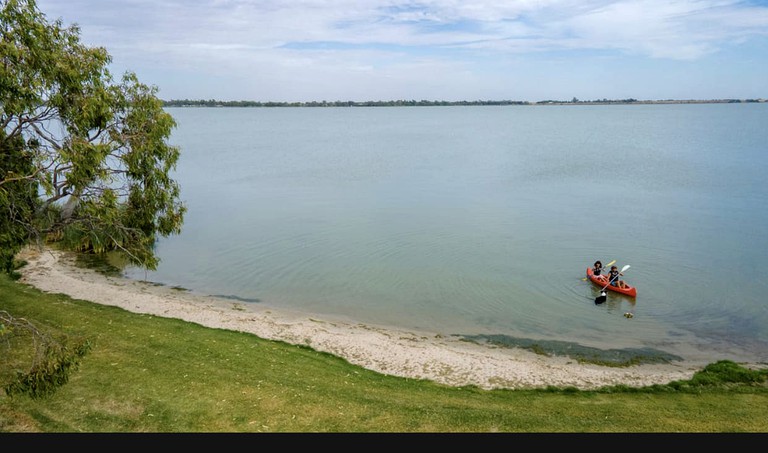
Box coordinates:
[595,264,630,304]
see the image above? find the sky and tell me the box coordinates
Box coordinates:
[34,0,768,103]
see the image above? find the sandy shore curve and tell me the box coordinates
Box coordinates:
[16,246,703,390]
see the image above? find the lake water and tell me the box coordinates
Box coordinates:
[120,103,768,363]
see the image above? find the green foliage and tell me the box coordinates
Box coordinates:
[595,360,768,394]
[4,338,92,399]
[0,309,92,399]
[688,360,768,386]
[0,129,39,278]
[0,0,186,271]
[650,360,768,393]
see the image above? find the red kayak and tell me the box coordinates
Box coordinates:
[586,267,637,297]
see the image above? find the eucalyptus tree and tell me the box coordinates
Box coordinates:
[1,0,186,272]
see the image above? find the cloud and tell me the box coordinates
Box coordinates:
[34,0,768,101]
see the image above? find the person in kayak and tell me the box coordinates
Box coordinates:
[608,265,628,289]
[592,261,605,282]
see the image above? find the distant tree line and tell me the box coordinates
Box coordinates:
[161,98,766,108]
[162,99,530,107]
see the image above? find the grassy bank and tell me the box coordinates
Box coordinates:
[1,272,767,433]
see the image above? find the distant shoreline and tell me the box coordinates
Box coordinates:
[162,98,767,108]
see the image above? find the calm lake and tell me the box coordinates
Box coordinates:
[120,103,768,363]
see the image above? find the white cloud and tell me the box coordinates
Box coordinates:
[33,0,768,101]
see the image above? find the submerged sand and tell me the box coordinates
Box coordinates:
[16,246,705,390]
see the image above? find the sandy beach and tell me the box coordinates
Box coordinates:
[16,246,706,390]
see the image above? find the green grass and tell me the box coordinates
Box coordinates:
[1,272,767,433]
